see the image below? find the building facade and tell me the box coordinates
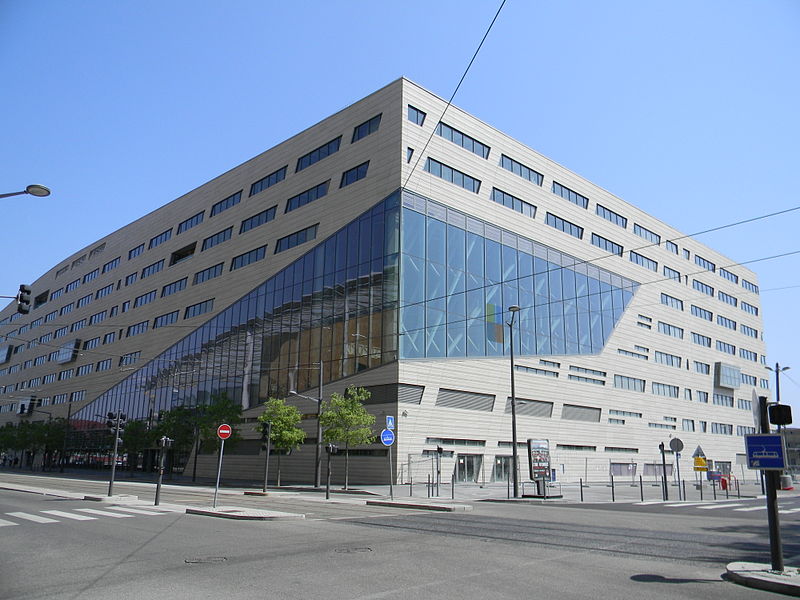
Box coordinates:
[0,78,768,484]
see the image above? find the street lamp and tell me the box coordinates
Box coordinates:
[288,361,324,488]
[0,184,51,199]
[766,363,790,431]
[507,305,521,498]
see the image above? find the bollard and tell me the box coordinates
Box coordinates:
[507,470,511,499]
[580,478,584,502]
[610,474,615,502]
[451,472,455,500]
[682,480,686,502]
[736,478,740,499]
[712,478,717,500]
[639,475,644,502]
[699,478,703,501]
[725,478,729,499]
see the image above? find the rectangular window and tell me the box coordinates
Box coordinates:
[141,259,164,279]
[125,272,137,286]
[201,227,233,251]
[103,332,116,345]
[741,324,758,338]
[697,391,709,404]
[652,382,679,398]
[717,315,737,330]
[633,223,661,244]
[119,351,141,367]
[96,358,112,371]
[663,265,680,281]
[436,122,490,158]
[499,154,543,185]
[739,348,758,362]
[169,243,196,266]
[89,311,107,325]
[741,301,759,316]
[177,211,204,234]
[149,228,172,249]
[211,190,243,216]
[65,279,80,293]
[352,113,382,143]
[629,251,657,271]
[76,294,93,308]
[71,319,86,332]
[60,304,73,316]
[240,206,277,233]
[161,277,187,297]
[660,293,683,311]
[76,364,93,377]
[591,233,622,256]
[655,351,681,368]
[719,267,738,283]
[128,244,145,260]
[58,369,73,381]
[658,321,683,338]
[193,263,224,285]
[296,136,341,172]
[665,240,678,254]
[82,268,99,284]
[741,373,757,386]
[718,290,738,306]
[95,283,114,299]
[423,157,482,193]
[249,167,287,197]
[617,348,648,360]
[613,374,645,392]
[742,279,759,294]
[682,419,695,432]
[716,340,736,355]
[126,320,149,337]
[83,337,100,350]
[153,310,179,329]
[711,423,733,435]
[695,255,716,272]
[184,299,214,319]
[275,225,318,254]
[491,188,536,218]
[407,105,426,125]
[231,245,267,271]
[545,212,583,239]
[340,161,370,188]
[596,204,627,228]
[552,181,588,208]
[691,305,712,321]
[50,288,63,301]
[133,290,157,308]
[692,332,711,347]
[285,181,330,213]
[693,280,714,296]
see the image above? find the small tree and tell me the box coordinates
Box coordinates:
[120,420,157,472]
[258,398,305,486]
[320,386,375,489]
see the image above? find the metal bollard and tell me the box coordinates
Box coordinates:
[699,478,703,501]
[736,479,740,499]
[451,472,455,500]
[580,478,584,502]
[611,474,615,502]
[639,475,644,502]
[712,478,717,500]
[682,480,686,502]
[725,478,729,499]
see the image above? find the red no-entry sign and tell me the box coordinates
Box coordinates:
[217,424,232,439]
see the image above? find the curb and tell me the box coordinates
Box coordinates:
[365,500,472,512]
[726,562,800,596]
[186,506,306,520]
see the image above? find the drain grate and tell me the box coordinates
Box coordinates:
[185,556,228,564]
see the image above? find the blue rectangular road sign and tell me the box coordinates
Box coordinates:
[386,415,395,430]
[745,434,786,470]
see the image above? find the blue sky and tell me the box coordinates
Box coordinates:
[2,1,799,414]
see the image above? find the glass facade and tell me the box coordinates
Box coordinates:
[72,188,637,430]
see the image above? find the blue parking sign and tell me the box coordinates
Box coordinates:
[380,429,395,446]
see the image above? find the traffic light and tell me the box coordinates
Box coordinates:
[157,436,174,448]
[106,412,116,432]
[769,404,792,426]
[16,285,31,315]
[326,443,338,455]
[117,413,127,433]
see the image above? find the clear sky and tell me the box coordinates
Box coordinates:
[2,1,799,414]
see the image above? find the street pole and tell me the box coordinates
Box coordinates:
[326,444,332,500]
[213,438,225,509]
[758,395,784,571]
[315,360,324,488]
[108,413,121,497]
[658,442,669,501]
[262,421,272,493]
[155,437,172,506]
[60,400,72,473]
[507,305,520,498]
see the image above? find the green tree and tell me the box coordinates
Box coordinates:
[320,386,375,489]
[198,392,243,449]
[120,419,157,472]
[258,397,305,486]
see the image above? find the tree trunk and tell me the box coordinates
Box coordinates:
[277,453,282,487]
[345,443,350,489]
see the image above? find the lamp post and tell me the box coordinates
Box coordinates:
[766,363,790,432]
[0,184,51,199]
[507,305,521,498]
[288,361,324,488]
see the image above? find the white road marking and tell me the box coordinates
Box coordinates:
[76,508,135,518]
[6,512,58,523]
[0,518,19,527]
[41,510,96,521]
[697,503,744,510]
[734,506,766,512]
[103,506,165,516]
[664,503,706,507]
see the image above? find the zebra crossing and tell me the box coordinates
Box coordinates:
[633,497,800,515]
[1,505,170,527]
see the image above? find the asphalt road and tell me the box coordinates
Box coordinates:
[0,480,790,600]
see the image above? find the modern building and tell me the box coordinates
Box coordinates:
[0,78,768,484]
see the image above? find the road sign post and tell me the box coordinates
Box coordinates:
[753,396,784,572]
[669,438,684,500]
[381,428,395,500]
[213,424,232,508]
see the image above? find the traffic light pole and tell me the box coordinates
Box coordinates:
[759,396,784,572]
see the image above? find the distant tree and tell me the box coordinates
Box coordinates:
[153,406,196,455]
[258,398,305,486]
[199,392,243,449]
[120,420,157,472]
[320,386,375,489]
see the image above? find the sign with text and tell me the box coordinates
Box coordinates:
[745,434,786,470]
[217,424,232,440]
[527,439,550,479]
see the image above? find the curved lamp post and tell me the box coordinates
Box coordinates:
[0,184,51,199]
